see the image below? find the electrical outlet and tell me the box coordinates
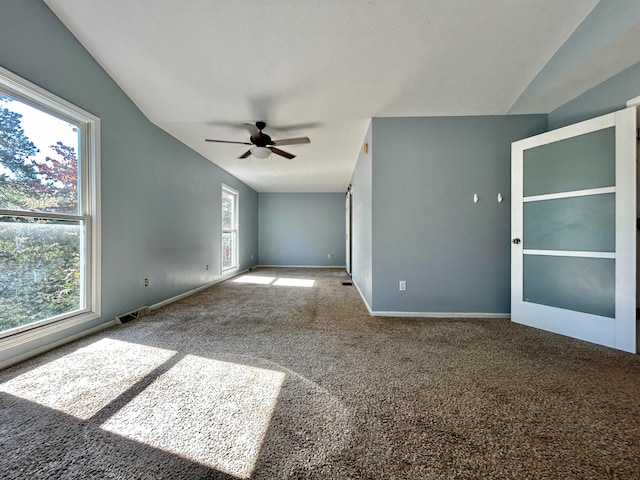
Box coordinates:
[205,264,209,271]
[399,280,406,291]
[251,254,255,260]
[144,277,149,287]
[327,253,334,259]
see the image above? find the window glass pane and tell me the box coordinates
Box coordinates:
[0,93,80,215]
[222,231,234,269]
[221,189,234,230]
[0,216,83,332]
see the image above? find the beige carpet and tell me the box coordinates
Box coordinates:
[1,267,639,479]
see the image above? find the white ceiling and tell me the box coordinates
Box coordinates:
[41,1,638,192]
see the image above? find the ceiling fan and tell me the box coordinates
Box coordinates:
[205,121,310,159]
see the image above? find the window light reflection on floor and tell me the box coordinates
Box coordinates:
[0,338,176,420]
[273,278,315,288]
[232,275,276,285]
[232,275,315,287]
[101,355,285,479]
[1,336,286,479]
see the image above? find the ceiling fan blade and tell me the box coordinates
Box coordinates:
[271,147,296,159]
[272,137,310,146]
[238,149,252,159]
[205,139,252,145]
[243,122,260,136]
[266,122,323,132]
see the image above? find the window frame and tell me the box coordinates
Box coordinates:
[221,183,239,273]
[0,66,101,345]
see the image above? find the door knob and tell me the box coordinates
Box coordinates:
[512,238,521,244]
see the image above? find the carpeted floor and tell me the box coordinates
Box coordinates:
[1,267,639,479]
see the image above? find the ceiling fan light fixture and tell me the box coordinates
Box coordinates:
[251,146,271,159]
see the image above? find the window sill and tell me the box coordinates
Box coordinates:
[0,311,102,353]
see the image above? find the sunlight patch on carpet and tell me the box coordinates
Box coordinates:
[100,355,285,479]
[273,277,315,288]
[0,338,176,420]
[232,275,315,288]
[232,275,276,285]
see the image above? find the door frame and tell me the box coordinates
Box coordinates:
[345,185,353,275]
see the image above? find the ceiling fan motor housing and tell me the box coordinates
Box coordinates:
[252,132,272,147]
[251,121,272,146]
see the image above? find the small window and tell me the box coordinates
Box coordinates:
[221,184,238,273]
[0,67,100,338]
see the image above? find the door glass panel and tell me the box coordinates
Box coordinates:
[523,255,615,318]
[523,193,615,252]
[523,127,615,196]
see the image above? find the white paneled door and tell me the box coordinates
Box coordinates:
[511,107,637,353]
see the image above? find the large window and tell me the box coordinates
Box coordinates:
[0,67,100,339]
[221,184,238,273]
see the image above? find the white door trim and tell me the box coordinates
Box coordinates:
[613,107,637,351]
[522,186,615,203]
[522,250,616,259]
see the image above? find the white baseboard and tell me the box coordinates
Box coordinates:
[350,280,509,319]
[256,265,346,269]
[150,269,248,310]
[256,268,497,319]
[371,311,510,319]
[352,279,374,314]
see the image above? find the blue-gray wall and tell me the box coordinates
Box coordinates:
[350,122,373,307]
[509,1,640,116]
[0,0,258,364]
[548,60,640,129]
[370,115,547,313]
[258,193,345,267]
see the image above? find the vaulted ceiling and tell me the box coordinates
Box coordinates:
[43,1,640,192]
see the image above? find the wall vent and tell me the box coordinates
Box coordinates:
[116,306,150,324]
